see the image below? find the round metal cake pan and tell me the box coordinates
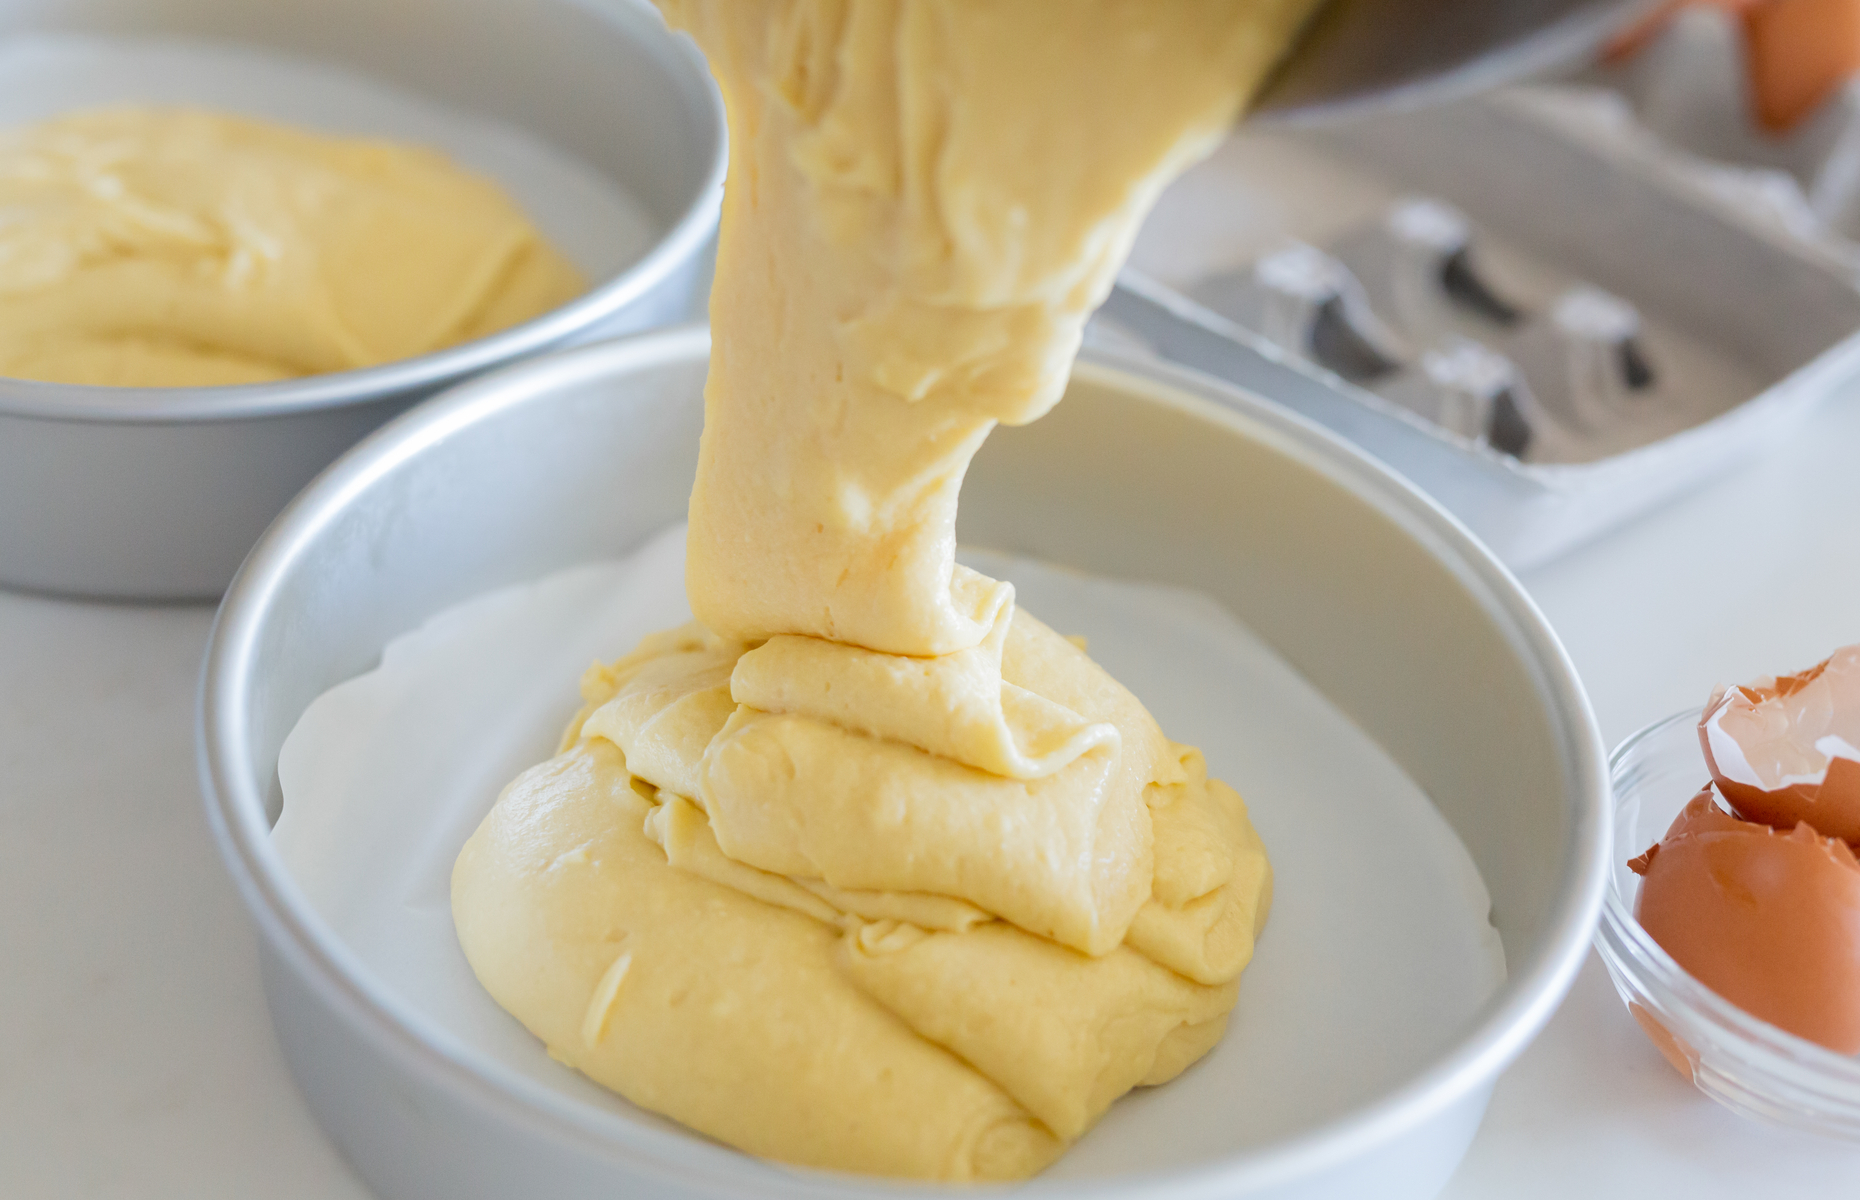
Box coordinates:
[0,0,724,601]
[199,326,1609,1200]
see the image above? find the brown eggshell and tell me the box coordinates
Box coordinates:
[1630,787,1860,1054]
[1698,644,1860,843]
[1744,0,1860,132]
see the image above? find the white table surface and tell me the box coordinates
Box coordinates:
[4,388,1859,1199]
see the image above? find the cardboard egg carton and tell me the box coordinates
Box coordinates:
[1104,51,1860,570]
[1180,199,1683,463]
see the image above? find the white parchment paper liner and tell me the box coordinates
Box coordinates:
[276,526,1507,1175]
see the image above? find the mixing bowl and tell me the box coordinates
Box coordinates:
[0,0,723,600]
[199,327,1608,1200]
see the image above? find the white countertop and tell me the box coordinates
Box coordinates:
[4,389,1859,1198]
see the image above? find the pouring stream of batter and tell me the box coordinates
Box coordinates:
[454,0,1321,1180]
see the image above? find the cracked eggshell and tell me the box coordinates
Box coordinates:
[1630,786,1860,1055]
[1698,645,1860,843]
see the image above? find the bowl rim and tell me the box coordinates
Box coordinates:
[198,325,1611,1197]
[1598,708,1860,1093]
[0,2,725,427]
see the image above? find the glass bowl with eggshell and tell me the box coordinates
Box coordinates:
[1597,709,1860,1139]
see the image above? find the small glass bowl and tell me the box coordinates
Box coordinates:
[1596,710,1860,1138]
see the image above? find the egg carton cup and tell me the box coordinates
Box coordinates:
[1110,77,1860,570]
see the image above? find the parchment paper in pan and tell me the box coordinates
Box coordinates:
[275,525,1507,1173]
